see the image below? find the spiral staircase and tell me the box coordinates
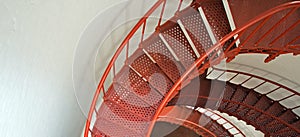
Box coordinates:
[84,0,300,136]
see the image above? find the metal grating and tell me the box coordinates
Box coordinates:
[105,84,156,120]
[180,7,213,56]
[96,101,150,135]
[89,0,300,136]
[200,0,232,41]
[161,22,197,68]
[93,117,141,137]
[128,50,174,96]
[115,66,163,108]
[142,34,186,83]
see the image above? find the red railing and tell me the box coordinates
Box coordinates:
[158,106,217,137]
[158,106,246,136]
[85,0,300,136]
[194,107,246,136]
[198,108,246,136]
[209,66,300,99]
[208,65,300,131]
[148,1,300,136]
[84,0,186,136]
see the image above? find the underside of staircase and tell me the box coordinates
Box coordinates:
[85,0,300,136]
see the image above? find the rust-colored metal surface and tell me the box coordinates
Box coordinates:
[225,0,300,62]
[168,67,300,136]
[142,34,185,83]
[154,106,245,136]
[85,0,300,136]
[160,21,198,68]
[155,106,217,137]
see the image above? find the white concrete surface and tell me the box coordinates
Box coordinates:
[0,0,126,137]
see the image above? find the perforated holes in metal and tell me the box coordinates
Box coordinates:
[92,126,108,137]
[201,0,232,40]
[129,51,174,96]
[201,0,233,51]
[93,116,141,137]
[97,101,150,134]
[142,35,185,83]
[180,8,213,55]
[105,84,156,120]
[161,23,197,68]
[115,66,163,108]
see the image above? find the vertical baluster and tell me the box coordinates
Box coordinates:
[278,94,294,102]
[141,20,147,43]
[94,107,99,116]
[225,30,245,53]
[291,105,300,110]
[269,20,300,46]
[238,16,271,48]
[126,41,129,63]
[227,73,238,82]
[157,0,167,27]
[255,8,298,46]
[265,87,280,95]
[177,0,183,13]
[102,86,106,97]
[206,68,215,76]
[215,71,226,80]
[239,76,252,85]
[113,63,116,77]
[252,81,266,90]
[285,35,300,48]
[89,128,94,135]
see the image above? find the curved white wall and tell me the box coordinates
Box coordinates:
[0,0,129,137]
[1,0,298,137]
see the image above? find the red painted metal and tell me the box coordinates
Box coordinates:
[166,63,300,135]
[141,20,147,43]
[237,16,271,49]
[176,0,183,13]
[157,0,166,27]
[255,7,298,46]
[157,106,245,136]
[84,0,166,136]
[148,1,300,136]
[269,20,300,46]
[85,0,300,136]
[157,106,218,137]
[202,108,246,136]
[169,94,300,134]
[212,67,300,96]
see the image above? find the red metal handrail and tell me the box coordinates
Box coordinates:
[84,0,186,136]
[157,105,245,136]
[147,1,300,136]
[158,116,217,137]
[172,95,300,134]
[201,108,246,136]
[211,67,300,97]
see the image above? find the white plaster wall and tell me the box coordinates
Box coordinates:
[0,0,127,137]
[1,0,298,137]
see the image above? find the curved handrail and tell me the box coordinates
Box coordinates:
[201,108,246,136]
[147,1,300,136]
[225,62,300,90]
[157,105,245,136]
[170,64,300,134]
[160,116,217,137]
[211,67,300,97]
[171,95,300,134]
[84,0,165,136]
[84,0,188,136]
[158,116,217,137]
